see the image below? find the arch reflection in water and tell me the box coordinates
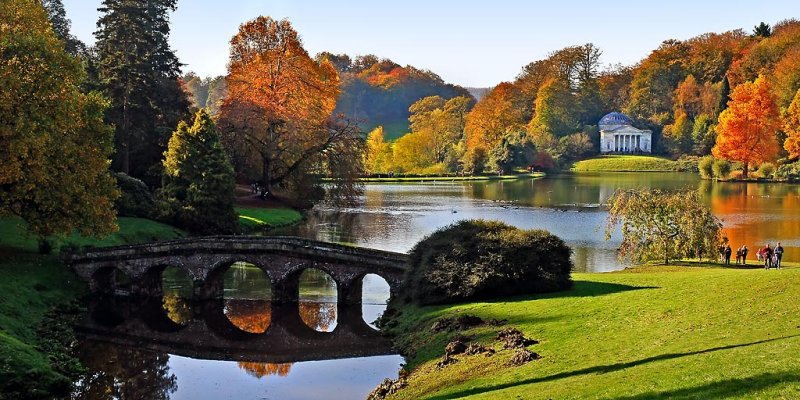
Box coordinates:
[73,295,401,399]
[224,261,272,333]
[362,274,390,329]
[161,266,193,325]
[298,268,337,332]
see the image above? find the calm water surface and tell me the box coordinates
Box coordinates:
[73,172,800,399]
[288,172,800,271]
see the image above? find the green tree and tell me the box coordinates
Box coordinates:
[529,78,579,138]
[1,0,118,238]
[606,189,724,264]
[95,0,190,183]
[753,22,772,38]
[160,110,237,234]
[41,0,84,55]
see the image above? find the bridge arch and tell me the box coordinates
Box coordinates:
[67,236,409,305]
[91,266,132,295]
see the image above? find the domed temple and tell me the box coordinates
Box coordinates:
[598,112,652,153]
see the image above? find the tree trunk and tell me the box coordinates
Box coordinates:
[742,163,749,179]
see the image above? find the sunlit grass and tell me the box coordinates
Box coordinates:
[384,262,800,399]
[572,155,681,172]
[236,207,303,232]
[0,217,185,253]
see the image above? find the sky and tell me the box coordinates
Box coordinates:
[62,0,800,88]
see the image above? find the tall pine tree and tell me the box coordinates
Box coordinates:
[41,0,84,55]
[94,0,189,185]
[160,110,237,235]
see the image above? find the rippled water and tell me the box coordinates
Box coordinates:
[284,173,800,272]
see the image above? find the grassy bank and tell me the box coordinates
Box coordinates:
[0,217,185,253]
[237,206,304,232]
[571,155,693,172]
[382,262,800,399]
[0,217,186,397]
[356,172,545,183]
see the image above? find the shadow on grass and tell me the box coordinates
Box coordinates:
[489,280,658,304]
[428,334,800,400]
[610,371,800,399]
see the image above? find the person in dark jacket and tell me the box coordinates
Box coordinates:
[724,245,732,265]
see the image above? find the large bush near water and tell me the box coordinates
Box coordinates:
[402,220,573,305]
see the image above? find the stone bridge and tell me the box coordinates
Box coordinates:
[78,296,394,363]
[65,236,410,304]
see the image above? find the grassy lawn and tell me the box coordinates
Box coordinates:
[383,262,800,399]
[358,172,545,183]
[0,217,186,253]
[572,155,683,172]
[236,206,304,232]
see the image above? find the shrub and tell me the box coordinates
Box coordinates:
[698,156,715,179]
[402,220,573,305]
[757,162,775,178]
[712,159,732,179]
[775,161,800,180]
[113,172,156,218]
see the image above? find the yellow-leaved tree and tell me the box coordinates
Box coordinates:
[0,0,118,238]
[783,88,800,159]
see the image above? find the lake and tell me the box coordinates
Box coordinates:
[72,172,800,399]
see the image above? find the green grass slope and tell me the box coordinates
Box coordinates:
[0,217,185,253]
[236,206,304,232]
[572,155,684,172]
[0,217,185,398]
[384,263,800,399]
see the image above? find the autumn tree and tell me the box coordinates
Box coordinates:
[784,88,800,159]
[95,0,190,183]
[219,17,363,204]
[364,127,393,174]
[0,0,118,238]
[408,95,471,165]
[712,76,781,177]
[464,82,528,169]
[606,189,724,264]
[160,110,237,234]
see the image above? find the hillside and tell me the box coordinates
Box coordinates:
[320,53,475,140]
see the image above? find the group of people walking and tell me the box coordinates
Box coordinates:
[720,243,785,269]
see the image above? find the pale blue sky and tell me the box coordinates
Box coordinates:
[62,0,799,87]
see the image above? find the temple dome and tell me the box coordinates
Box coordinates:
[599,112,633,127]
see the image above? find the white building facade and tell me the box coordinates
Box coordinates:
[598,112,652,154]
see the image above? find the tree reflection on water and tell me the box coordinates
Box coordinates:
[237,362,293,378]
[299,301,337,332]
[224,299,271,333]
[72,341,177,400]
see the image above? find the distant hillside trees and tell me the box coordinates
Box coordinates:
[318,52,475,139]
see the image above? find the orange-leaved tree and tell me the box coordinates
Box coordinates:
[463,82,527,172]
[784,88,800,159]
[712,75,780,178]
[219,17,363,204]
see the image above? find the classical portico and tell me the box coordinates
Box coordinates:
[598,112,652,154]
